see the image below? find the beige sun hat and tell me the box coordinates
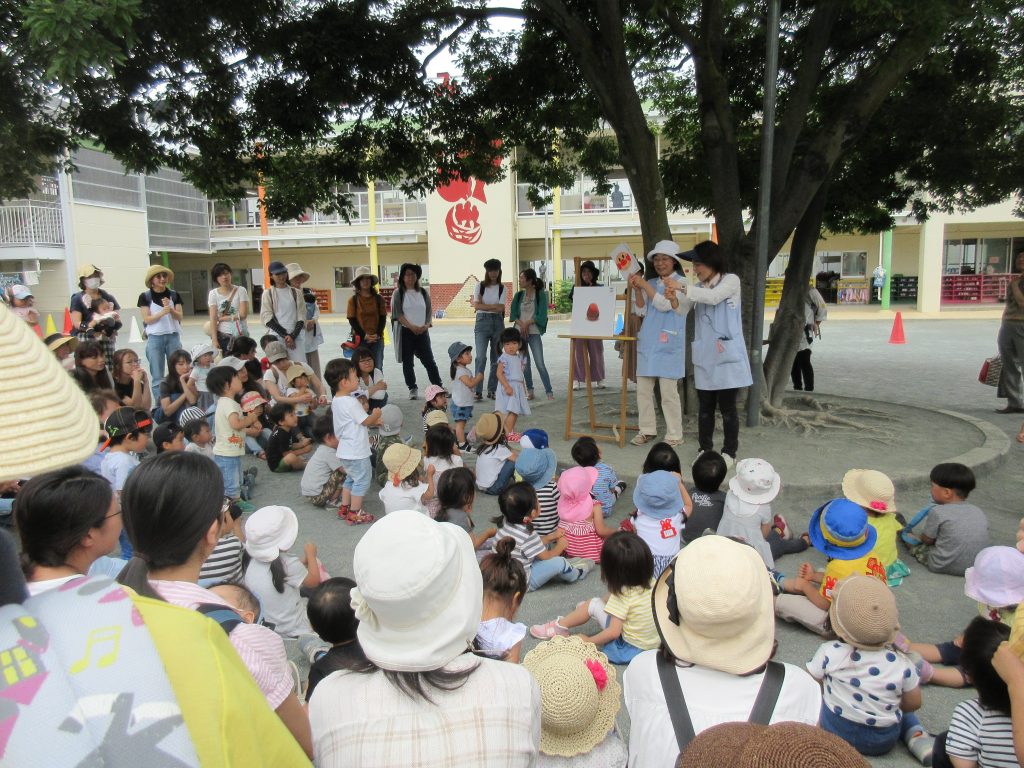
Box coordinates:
[382,443,422,486]
[351,265,379,288]
[424,409,449,429]
[0,303,99,482]
[842,469,897,513]
[522,636,621,757]
[144,264,175,287]
[285,262,310,283]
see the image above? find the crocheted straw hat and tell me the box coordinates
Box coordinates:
[829,574,899,651]
[382,443,422,486]
[842,468,897,513]
[677,721,870,768]
[0,302,99,482]
[521,636,621,757]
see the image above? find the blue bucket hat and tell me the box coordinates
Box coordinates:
[448,341,472,362]
[633,470,684,521]
[515,448,557,489]
[519,429,549,450]
[808,499,877,560]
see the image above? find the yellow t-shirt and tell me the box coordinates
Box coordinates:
[605,583,660,650]
[820,555,887,601]
[213,396,246,457]
[867,513,901,567]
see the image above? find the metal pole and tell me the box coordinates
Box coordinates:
[881,229,893,309]
[746,0,780,427]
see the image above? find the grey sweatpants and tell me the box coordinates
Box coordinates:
[997,320,1024,408]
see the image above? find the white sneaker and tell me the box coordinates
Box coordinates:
[572,381,581,391]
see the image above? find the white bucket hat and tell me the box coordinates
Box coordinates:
[646,239,687,270]
[728,458,781,504]
[244,506,299,563]
[351,510,483,672]
[286,262,310,283]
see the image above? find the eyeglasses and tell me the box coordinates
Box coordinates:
[104,510,122,520]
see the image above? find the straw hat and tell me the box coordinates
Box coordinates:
[424,410,449,429]
[653,536,774,675]
[677,721,870,768]
[144,265,174,287]
[807,499,878,560]
[522,636,621,757]
[474,412,505,445]
[842,469,897,513]
[382,444,421,486]
[44,333,78,353]
[285,364,309,384]
[964,546,1024,608]
[351,266,379,288]
[557,467,599,523]
[285,263,310,283]
[244,506,299,563]
[729,459,781,504]
[77,263,101,279]
[829,574,899,651]
[0,304,99,482]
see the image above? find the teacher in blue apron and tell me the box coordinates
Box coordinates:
[627,240,689,447]
[683,241,752,467]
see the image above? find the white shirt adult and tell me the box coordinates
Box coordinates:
[402,288,427,327]
[476,284,506,315]
[623,652,821,768]
[207,285,250,336]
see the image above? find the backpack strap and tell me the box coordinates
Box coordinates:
[656,653,697,753]
[194,602,243,635]
[748,661,786,724]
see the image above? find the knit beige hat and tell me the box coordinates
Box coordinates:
[829,574,899,651]
[677,721,870,768]
[522,636,621,757]
[841,469,897,513]
[0,302,99,482]
[382,443,422,486]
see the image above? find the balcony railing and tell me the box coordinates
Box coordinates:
[0,201,63,247]
[212,191,427,230]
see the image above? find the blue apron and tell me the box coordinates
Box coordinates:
[691,280,753,390]
[636,276,687,379]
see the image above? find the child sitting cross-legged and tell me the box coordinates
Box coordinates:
[628,442,693,577]
[475,537,528,662]
[514,446,560,537]
[436,467,495,553]
[300,414,347,508]
[571,436,626,518]
[530,532,660,666]
[378,444,435,516]
[265,402,313,472]
[304,577,363,702]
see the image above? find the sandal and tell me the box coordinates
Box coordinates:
[630,433,654,446]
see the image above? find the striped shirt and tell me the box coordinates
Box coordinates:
[559,518,604,562]
[198,533,243,584]
[592,461,619,516]
[151,580,294,710]
[946,698,1019,767]
[604,583,660,650]
[494,522,545,572]
[533,480,560,536]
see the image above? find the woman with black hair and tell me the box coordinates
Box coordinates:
[391,262,442,399]
[470,258,506,400]
[207,262,249,353]
[510,267,553,400]
[72,340,116,393]
[69,263,120,370]
[570,260,606,389]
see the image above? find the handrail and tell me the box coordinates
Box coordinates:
[0,201,64,247]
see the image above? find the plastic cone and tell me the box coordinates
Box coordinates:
[383,322,391,347]
[128,316,145,344]
[44,314,58,336]
[888,311,906,345]
[63,308,73,334]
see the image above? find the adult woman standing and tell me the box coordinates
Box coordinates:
[627,241,689,446]
[996,249,1024,414]
[260,260,306,364]
[207,262,249,354]
[471,258,506,400]
[308,510,540,766]
[392,263,442,399]
[570,260,606,389]
[138,266,183,400]
[70,263,120,370]
[685,241,753,466]
[346,266,387,371]
[510,267,553,400]
[287,262,325,379]
[111,348,152,412]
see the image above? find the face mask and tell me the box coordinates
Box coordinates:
[61,356,75,371]
[84,277,100,290]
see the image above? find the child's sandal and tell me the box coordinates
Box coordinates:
[351,510,375,525]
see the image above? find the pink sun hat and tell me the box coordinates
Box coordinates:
[557,466,599,523]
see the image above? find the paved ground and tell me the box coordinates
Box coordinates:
[155,313,1019,767]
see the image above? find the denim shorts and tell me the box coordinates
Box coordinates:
[450,403,474,422]
[340,456,372,496]
[213,454,242,498]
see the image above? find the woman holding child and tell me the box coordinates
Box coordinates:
[70,263,120,370]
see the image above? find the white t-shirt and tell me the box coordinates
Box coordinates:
[623,652,821,768]
[475,617,527,659]
[213,397,246,457]
[208,285,250,335]
[263,361,316,403]
[269,286,298,331]
[301,444,344,497]
[424,455,463,488]
[100,450,139,492]
[379,482,430,515]
[332,394,371,460]
[635,511,684,558]
[476,284,506,314]
[451,364,475,408]
[401,289,427,327]
[26,575,80,596]
[358,369,387,402]
[475,445,513,490]
[243,553,312,638]
[715,493,774,568]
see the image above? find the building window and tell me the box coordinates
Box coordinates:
[70,148,144,210]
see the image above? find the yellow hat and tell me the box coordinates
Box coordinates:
[77,263,101,279]
[144,265,175,287]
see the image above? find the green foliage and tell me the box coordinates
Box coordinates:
[553,279,574,314]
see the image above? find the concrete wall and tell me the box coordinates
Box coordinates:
[70,202,151,312]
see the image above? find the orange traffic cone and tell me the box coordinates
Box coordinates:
[888,311,906,345]
[63,307,73,334]
[33,323,43,338]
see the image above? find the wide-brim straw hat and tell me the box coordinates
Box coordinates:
[44,333,78,353]
[829,574,899,651]
[677,721,870,768]
[522,636,621,757]
[0,303,99,482]
[842,469,897,513]
[144,264,175,287]
[351,265,379,288]
[653,536,774,675]
[285,262,310,283]
[424,410,449,429]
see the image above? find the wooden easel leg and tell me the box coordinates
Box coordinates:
[584,341,596,430]
[564,338,575,440]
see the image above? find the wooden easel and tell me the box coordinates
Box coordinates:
[560,254,638,447]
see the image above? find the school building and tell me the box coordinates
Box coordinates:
[2,146,1022,318]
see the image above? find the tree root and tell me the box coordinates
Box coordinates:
[760,397,898,441]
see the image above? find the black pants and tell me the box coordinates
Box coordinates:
[932,731,951,768]
[791,349,814,391]
[400,327,442,390]
[697,388,739,457]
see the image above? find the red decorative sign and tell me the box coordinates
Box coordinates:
[438,177,487,245]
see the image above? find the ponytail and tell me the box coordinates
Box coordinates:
[270,556,286,594]
[480,537,527,600]
[117,556,163,600]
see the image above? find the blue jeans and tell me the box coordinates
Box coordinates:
[340,456,372,496]
[364,339,385,372]
[522,333,553,395]
[820,703,922,756]
[213,454,242,499]
[528,556,584,591]
[481,460,516,495]
[145,332,182,400]
[474,313,504,396]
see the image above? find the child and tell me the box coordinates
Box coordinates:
[301,414,348,508]
[152,422,184,453]
[423,407,449,432]
[530,532,659,665]
[843,468,910,586]
[258,333,277,372]
[378,444,436,516]
[208,365,260,508]
[6,284,39,326]
[809,574,933,764]
[514,446,560,536]
[100,407,152,558]
[684,450,728,544]
[89,296,122,337]
[474,412,517,495]
[240,390,270,459]
[371,403,405,486]
[423,423,463,515]
[354,347,387,407]
[519,428,549,450]
[207,582,262,622]
[437,467,496,554]
[495,326,530,441]
[199,499,245,585]
[325,357,382,524]
[305,577,362,702]
[183,418,214,458]
[775,498,887,637]
[476,538,528,662]
[558,466,616,563]
[621,441,682,534]
[266,402,313,472]
[901,462,990,576]
[421,384,449,433]
[448,341,483,450]
[571,436,627,518]
[632,469,690,578]
[188,342,218,413]
[284,364,315,438]
[492,481,591,592]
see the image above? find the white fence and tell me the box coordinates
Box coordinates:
[0,202,63,247]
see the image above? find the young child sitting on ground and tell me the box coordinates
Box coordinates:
[448,341,483,451]
[266,402,313,472]
[530,532,659,666]
[301,414,348,508]
[371,404,405,486]
[809,574,933,765]
[305,577,362,702]
[514,446,560,537]
[421,384,449,433]
[474,412,518,495]
[100,407,152,559]
[843,468,910,586]
[632,469,688,579]
[475,537,528,662]
[901,462,990,576]
[378,444,436,516]
[571,436,627,518]
[422,423,463,516]
[284,365,316,439]
[436,467,496,553]
[684,450,728,544]
[182,417,214,458]
[199,499,245,585]
[558,466,617,563]
[153,422,184,454]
